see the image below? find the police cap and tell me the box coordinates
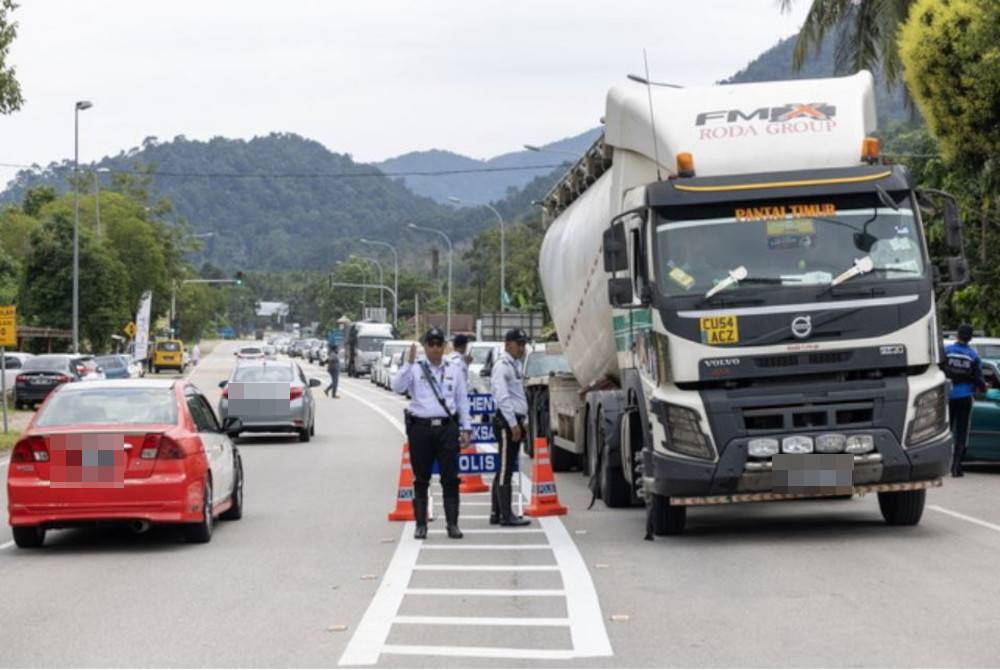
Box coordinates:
[423,327,446,344]
[504,328,529,343]
[958,323,974,342]
[453,334,470,348]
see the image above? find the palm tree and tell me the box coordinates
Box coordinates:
[779,0,914,86]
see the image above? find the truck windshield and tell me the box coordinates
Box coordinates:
[655,205,925,298]
[359,336,390,352]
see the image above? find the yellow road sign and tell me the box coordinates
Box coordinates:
[0,305,16,347]
[124,321,137,338]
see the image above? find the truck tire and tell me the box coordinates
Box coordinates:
[599,424,632,508]
[878,489,926,526]
[650,494,686,535]
[552,444,577,472]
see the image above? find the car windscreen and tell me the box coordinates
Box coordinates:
[35,388,178,426]
[240,348,263,355]
[470,347,494,364]
[156,342,181,352]
[96,356,126,369]
[23,356,71,372]
[233,366,295,382]
[974,344,1000,360]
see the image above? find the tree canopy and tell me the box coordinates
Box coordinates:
[0,0,23,115]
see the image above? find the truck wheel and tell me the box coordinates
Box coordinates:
[650,494,686,535]
[600,435,632,508]
[878,489,926,526]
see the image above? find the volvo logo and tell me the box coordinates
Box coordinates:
[791,315,813,339]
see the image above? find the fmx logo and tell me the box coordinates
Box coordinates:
[696,103,837,126]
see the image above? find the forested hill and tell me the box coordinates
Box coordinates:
[723,33,914,125]
[0,133,494,272]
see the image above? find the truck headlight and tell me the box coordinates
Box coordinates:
[907,384,948,446]
[815,433,846,453]
[845,435,875,454]
[781,435,813,454]
[662,404,715,460]
[748,438,779,458]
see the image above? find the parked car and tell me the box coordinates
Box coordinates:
[375,340,417,389]
[152,339,186,373]
[73,355,107,381]
[2,352,34,401]
[6,379,243,548]
[95,354,134,380]
[263,345,278,360]
[14,355,86,409]
[965,360,1000,462]
[218,359,321,442]
[471,342,506,394]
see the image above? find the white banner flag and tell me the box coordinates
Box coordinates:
[134,291,152,360]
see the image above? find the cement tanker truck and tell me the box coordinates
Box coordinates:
[537,71,968,536]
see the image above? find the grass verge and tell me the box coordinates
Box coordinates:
[0,428,20,456]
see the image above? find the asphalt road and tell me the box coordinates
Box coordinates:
[2,340,1000,667]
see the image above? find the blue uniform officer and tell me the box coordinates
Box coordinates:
[392,327,472,539]
[943,323,986,477]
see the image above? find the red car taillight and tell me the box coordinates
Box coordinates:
[290,386,304,400]
[139,434,185,460]
[12,436,49,463]
[221,385,229,399]
[55,374,72,384]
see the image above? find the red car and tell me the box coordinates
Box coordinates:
[7,379,244,548]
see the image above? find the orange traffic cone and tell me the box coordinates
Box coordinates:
[387,442,416,521]
[459,446,489,493]
[525,437,568,517]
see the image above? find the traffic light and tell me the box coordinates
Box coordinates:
[234,271,244,286]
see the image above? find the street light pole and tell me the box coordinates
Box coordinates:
[72,100,93,354]
[449,196,505,311]
[360,238,399,326]
[408,223,453,337]
[355,256,385,310]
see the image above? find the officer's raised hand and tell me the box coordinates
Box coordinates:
[408,343,417,364]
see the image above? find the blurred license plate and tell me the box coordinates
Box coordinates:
[772,454,853,495]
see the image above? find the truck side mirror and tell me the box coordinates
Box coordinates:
[947,256,969,285]
[603,223,629,273]
[943,197,963,252]
[608,277,634,307]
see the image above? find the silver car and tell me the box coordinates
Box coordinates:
[218,359,321,442]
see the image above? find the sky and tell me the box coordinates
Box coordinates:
[0,0,810,186]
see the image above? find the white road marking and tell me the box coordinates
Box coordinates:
[418,544,552,551]
[338,385,406,438]
[930,505,1000,534]
[338,522,422,666]
[412,564,559,572]
[0,540,14,551]
[425,528,543,534]
[394,615,570,627]
[542,515,614,658]
[405,588,566,597]
[380,645,577,660]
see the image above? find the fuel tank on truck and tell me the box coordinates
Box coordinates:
[539,170,619,388]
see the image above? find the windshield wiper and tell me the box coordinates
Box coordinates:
[704,266,748,299]
[829,256,875,288]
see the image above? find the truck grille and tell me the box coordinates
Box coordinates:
[743,401,875,433]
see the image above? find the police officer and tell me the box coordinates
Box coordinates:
[490,328,531,526]
[943,324,986,477]
[392,327,472,539]
[447,334,471,387]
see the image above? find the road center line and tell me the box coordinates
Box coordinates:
[0,540,14,551]
[929,505,1000,534]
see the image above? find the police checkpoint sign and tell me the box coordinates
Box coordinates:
[469,393,495,416]
[471,422,496,444]
[431,450,517,475]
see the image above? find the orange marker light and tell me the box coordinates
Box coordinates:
[676,152,696,178]
[861,137,880,164]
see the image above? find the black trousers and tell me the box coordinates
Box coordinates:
[407,419,460,499]
[325,370,339,395]
[949,395,974,473]
[492,415,524,488]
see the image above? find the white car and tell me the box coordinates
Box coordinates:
[235,345,265,360]
[384,340,419,390]
[2,352,34,401]
[469,341,503,393]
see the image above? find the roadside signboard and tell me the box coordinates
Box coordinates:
[123,321,137,338]
[134,292,152,360]
[0,305,15,347]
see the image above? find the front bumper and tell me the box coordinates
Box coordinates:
[7,473,206,527]
[642,428,952,500]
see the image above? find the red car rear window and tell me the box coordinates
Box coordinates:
[35,388,178,427]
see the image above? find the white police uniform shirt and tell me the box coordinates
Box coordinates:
[393,356,472,431]
[445,350,470,386]
[490,351,528,427]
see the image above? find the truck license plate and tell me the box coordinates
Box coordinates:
[772,454,853,495]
